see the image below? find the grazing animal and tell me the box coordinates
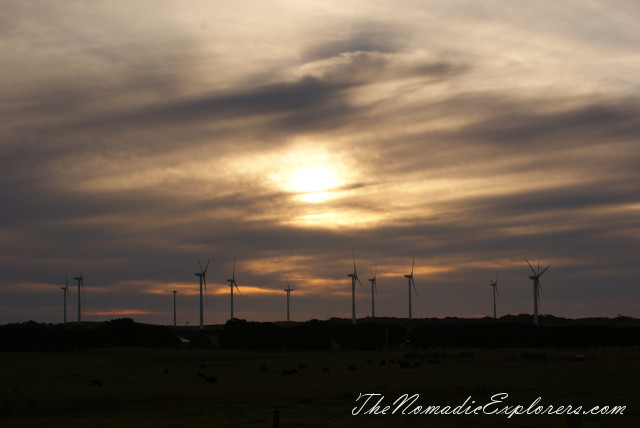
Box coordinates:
[163,368,169,375]
[283,370,292,377]
[399,361,412,369]
[413,362,421,368]
[298,364,308,370]
[366,359,372,365]
[348,365,357,371]
[204,376,218,384]
[197,372,206,380]
[574,354,585,362]
[322,367,330,373]
[379,360,387,367]
[290,369,299,375]
[91,380,102,387]
[260,366,269,373]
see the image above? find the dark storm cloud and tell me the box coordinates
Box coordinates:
[48,49,470,139]
[458,99,640,147]
[301,22,409,61]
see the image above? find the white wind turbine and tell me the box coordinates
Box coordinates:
[404,257,417,319]
[489,271,499,319]
[284,275,294,322]
[227,258,241,320]
[526,259,550,326]
[61,273,70,323]
[368,270,377,318]
[195,258,210,330]
[74,272,84,322]
[347,249,362,325]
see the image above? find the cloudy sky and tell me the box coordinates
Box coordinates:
[2,0,639,325]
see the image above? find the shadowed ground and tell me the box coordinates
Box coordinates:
[0,346,637,427]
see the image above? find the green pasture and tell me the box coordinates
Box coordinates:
[1,346,637,427]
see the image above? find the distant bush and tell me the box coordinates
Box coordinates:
[0,319,178,351]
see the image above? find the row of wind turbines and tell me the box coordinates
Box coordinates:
[59,254,550,328]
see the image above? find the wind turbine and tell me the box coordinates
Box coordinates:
[172,290,177,327]
[489,271,499,319]
[526,259,550,325]
[347,249,361,325]
[368,270,377,318]
[74,273,84,322]
[227,258,241,320]
[61,273,70,323]
[284,275,294,322]
[195,258,210,330]
[404,257,417,319]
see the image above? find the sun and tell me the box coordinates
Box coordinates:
[288,165,340,203]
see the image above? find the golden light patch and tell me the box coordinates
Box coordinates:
[123,280,199,296]
[88,309,156,316]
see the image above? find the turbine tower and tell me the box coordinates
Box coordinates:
[526,259,550,325]
[368,270,377,318]
[61,274,70,323]
[347,249,361,325]
[195,258,210,330]
[489,272,499,319]
[172,290,177,327]
[226,258,241,320]
[404,257,417,319]
[284,275,294,322]
[74,273,84,322]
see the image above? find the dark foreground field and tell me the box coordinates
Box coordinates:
[1,346,638,427]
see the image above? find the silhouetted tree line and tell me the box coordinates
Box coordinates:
[0,319,178,351]
[1,315,638,351]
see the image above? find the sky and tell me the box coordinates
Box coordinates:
[1,0,639,326]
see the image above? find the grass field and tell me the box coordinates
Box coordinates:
[1,346,638,427]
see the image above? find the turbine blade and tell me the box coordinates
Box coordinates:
[411,256,415,276]
[411,277,417,297]
[235,283,242,296]
[352,248,357,276]
[539,264,551,276]
[232,258,236,279]
[525,259,537,275]
[204,258,210,274]
[197,258,204,273]
[204,277,208,304]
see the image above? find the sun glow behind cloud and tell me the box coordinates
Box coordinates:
[287,165,340,203]
[267,144,348,203]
